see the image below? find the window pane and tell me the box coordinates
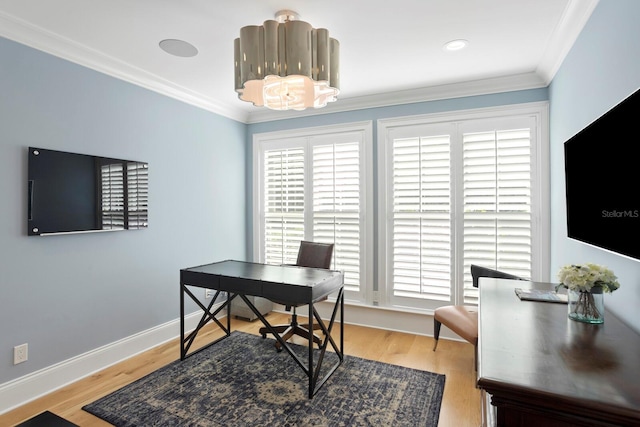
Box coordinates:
[392,135,452,300]
[462,129,532,303]
[264,148,305,265]
[313,142,361,293]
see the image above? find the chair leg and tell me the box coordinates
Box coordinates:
[259,306,298,339]
[259,324,289,338]
[262,306,325,352]
[433,318,442,351]
[273,311,322,351]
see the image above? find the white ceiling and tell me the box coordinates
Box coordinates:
[0,0,599,123]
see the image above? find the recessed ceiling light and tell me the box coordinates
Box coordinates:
[159,39,198,58]
[443,39,469,52]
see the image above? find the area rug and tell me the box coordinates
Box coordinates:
[83,331,445,426]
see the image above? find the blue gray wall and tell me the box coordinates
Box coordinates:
[549,0,640,332]
[0,37,247,384]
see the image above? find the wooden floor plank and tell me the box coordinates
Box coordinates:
[0,313,481,427]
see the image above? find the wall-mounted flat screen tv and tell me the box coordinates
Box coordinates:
[28,147,148,236]
[564,88,640,261]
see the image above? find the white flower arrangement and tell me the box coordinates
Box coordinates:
[556,263,620,293]
[556,263,619,322]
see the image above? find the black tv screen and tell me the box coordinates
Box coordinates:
[564,88,640,261]
[28,147,148,236]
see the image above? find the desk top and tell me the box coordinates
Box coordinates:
[180,260,344,305]
[477,278,640,423]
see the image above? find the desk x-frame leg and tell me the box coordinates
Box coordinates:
[239,287,344,398]
[180,285,231,360]
[179,284,344,398]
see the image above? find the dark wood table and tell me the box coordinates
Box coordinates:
[179,259,344,398]
[477,278,640,426]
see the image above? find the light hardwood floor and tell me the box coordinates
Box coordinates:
[0,313,481,427]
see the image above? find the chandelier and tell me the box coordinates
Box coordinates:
[234,10,340,111]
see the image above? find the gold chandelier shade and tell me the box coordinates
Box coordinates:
[234,11,340,111]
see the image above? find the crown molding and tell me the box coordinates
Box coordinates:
[536,0,600,84]
[246,0,598,124]
[0,11,249,123]
[1,0,596,125]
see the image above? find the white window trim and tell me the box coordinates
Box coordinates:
[377,102,550,311]
[252,121,374,304]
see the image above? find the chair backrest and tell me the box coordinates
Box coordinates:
[295,241,334,269]
[471,264,524,288]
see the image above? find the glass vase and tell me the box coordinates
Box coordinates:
[567,288,604,324]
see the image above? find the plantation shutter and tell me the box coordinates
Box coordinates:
[264,148,305,265]
[462,128,532,303]
[391,132,452,301]
[312,141,361,292]
[255,122,372,304]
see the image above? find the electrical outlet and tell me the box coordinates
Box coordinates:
[14,343,28,365]
[205,290,227,300]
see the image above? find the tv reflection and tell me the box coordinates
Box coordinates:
[98,159,148,230]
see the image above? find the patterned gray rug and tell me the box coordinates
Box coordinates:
[83,331,445,426]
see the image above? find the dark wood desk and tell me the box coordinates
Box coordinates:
[179,260,344,398]
[478,279,640,427]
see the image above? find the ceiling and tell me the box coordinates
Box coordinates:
[0,0,598,123]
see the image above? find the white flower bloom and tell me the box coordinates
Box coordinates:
[557,263,620,293]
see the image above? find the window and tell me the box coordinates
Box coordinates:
[388,125,453,308]
[460,125,533,304]
[253,122,373,303]
[252,104,548,313]
[378,104,549,311]
[263,147,305,265]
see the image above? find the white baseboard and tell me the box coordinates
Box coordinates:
[0,308,219,415]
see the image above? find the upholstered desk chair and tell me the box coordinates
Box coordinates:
[432,264,524,369]
[259,240,334,351]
